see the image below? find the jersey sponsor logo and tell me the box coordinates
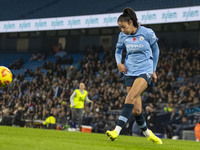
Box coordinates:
[139,36,144,41]
[132,37,136,41]
[127,44,144,48]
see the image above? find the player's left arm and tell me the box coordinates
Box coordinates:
[151,42,159,82]
[148,28,160,82]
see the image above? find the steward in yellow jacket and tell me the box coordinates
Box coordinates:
[70,82,93,130]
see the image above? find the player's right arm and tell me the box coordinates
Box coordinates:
[70,91,77,107]
[115,32,127,74]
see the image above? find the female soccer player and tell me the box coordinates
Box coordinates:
[106,7,162,144]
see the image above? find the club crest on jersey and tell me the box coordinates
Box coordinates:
[132,37,136,41]
[139,36,144,41]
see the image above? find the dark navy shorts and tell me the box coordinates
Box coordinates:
[123,73,153,87]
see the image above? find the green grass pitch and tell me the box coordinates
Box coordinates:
[0,126,199,150]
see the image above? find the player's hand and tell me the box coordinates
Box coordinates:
[117,63,127,74]
[152,71,157,82]
[90,100,94,107]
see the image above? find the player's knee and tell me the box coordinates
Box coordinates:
[125,94,138,104]
[132,109,142,116]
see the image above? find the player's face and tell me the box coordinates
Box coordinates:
[79,83,85,90]
[118,21,135,35]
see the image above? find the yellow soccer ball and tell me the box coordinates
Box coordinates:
[0,66,13,88]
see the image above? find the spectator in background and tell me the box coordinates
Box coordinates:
[30,53,46,61]
[9,58,24,69]
[92,112,105,133]
[194,119,200,142]
[145,105,156,131]
[1,107,12,126]
[53,82,63,98]
[173,116,192,139]
[57,110,67,130]
[66,55,73,65]
[164,109,186,139]
[104,115,116,131]
[42,113,56,129]
[12,106,25,127]
[70,82,93,130]
[82,106,94,126]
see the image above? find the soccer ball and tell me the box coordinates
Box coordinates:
[0,66,13,88]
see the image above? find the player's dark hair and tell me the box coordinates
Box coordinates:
[118,7,138,27]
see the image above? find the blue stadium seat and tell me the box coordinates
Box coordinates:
[1,0,200,21]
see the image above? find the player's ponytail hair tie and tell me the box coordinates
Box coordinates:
[118,7,138,28]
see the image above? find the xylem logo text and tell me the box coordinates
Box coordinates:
[68,18,81,27]
[162,11,177,21]
[85,17,98,27]
[183,8,199,20]
[142,13,156,23]
[4,22,15,31]
[35,20,47,29]
[19,22,31,30]
[51,19,64,28]
[103,16,117,25]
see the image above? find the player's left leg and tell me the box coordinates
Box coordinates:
[132,96,148,133]
[133,96,162,144]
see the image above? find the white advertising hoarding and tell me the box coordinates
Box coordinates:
[0,6,199,33]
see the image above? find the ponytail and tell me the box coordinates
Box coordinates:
[118,7,138,27]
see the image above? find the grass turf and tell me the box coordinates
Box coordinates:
[0,126,199,150]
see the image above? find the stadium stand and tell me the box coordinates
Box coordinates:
[0,0,200,141]
[0,0,200,20]
[0,46,199,138]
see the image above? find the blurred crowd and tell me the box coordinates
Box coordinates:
[154,47,200,105]
[0,46,200,137]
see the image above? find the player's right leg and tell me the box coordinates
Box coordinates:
[77,109,83,131]
[71,108,78,128]
[147,130,163,144]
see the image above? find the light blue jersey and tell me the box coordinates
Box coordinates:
[115,26,159,76]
